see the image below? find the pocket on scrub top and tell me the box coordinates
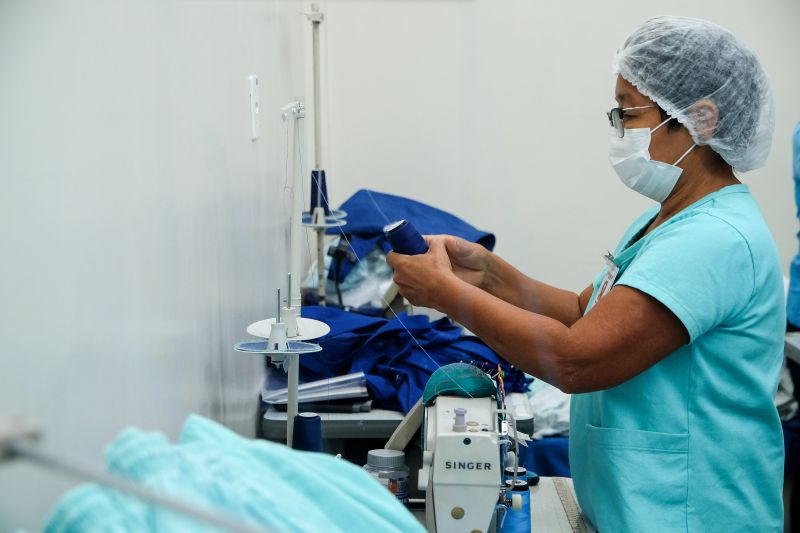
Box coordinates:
[584,424,689,533]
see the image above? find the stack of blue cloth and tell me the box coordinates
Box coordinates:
[44,415,424,533]
[299,306,532,414]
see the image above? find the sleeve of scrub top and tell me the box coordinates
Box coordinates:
[614,213,755,342]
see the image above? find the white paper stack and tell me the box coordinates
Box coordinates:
[261,371,369,405]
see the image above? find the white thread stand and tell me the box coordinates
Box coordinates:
[236,100,329,447]
[308,3,326,306]
[236,289,323,355]
[303,4,352,305]
[278,100,324,447]
[239,285,326,447]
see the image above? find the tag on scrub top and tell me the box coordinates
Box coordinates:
[595,252,619,302]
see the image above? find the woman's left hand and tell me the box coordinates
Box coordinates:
[386,238,462,309]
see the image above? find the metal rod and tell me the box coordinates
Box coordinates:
[286,273,292,309]
[316,226,326,305]
[9,440,270,533]
[286,354,299,446]
[285,102,305,310]
[276,288,281,323]
[311,4,323,169]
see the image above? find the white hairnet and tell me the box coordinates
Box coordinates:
[613,16,774,172]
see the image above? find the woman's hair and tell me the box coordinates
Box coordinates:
[614,16,773,173]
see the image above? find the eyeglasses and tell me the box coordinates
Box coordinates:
[607,105,656,138]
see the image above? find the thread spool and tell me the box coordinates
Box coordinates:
[504,465,539,487]
[504,466,527,483]
[383,220,428,256]
[309,169,330,216]
[291,412,323,452]
[500,479,531,533]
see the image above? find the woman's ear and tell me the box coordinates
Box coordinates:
[689,99,719,141]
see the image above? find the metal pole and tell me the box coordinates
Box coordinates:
[316,226,326,306]
[308,4,328,306]
[310,4,323,170]
[286,353,299,446]
[283,102,305,310]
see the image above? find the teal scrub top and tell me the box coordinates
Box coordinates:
[570,184,785,532]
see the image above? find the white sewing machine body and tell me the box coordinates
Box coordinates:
[420,395,513,533]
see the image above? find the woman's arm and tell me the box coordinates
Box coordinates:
[431,235,593,327]
[388,239,688,393]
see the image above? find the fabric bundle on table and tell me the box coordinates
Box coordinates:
[44,415,424,533]
[298,306,532,414]
[529,381,571,439]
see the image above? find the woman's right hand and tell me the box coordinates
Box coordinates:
[425,235,491,289]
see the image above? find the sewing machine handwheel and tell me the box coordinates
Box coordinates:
[511,493,523,511]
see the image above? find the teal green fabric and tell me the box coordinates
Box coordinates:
[570,184,785,532]
[422,362,497,406]
[44,415,424,533]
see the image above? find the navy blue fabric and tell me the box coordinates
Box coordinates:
[784,416,800,524]
[327,189,496,282]
[299,306,531,413]
[519,437,571,478]
[784,416,800,474]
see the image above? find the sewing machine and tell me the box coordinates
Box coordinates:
[419,394,522,532]
[396,363,523,533]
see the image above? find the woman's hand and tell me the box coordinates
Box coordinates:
[429,235,491,289]
[386,237,464,309]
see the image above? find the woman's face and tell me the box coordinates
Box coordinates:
[614,75,695,165]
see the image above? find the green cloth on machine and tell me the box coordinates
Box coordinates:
[422,362,497,406]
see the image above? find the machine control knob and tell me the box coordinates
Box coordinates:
[422,450,434,466]
[453,407,467,432]
[418,467,428,491]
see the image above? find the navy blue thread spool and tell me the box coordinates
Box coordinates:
[291,412,323,452]
[383,220,428,256]
[504,466,527,483]
[309,169,331,216]
[500,479,531,533]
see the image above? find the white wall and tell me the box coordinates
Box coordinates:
[0,0,304,528]
[319,0,800,292]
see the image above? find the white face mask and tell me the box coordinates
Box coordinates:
[608,119,696,203]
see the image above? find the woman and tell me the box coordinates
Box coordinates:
[387,16,784,532]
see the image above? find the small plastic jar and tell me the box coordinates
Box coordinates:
[363,449,410,504]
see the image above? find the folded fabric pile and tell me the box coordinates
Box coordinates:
[299,306,532,413]
[529,381,571,439]
[44,415,424,533]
